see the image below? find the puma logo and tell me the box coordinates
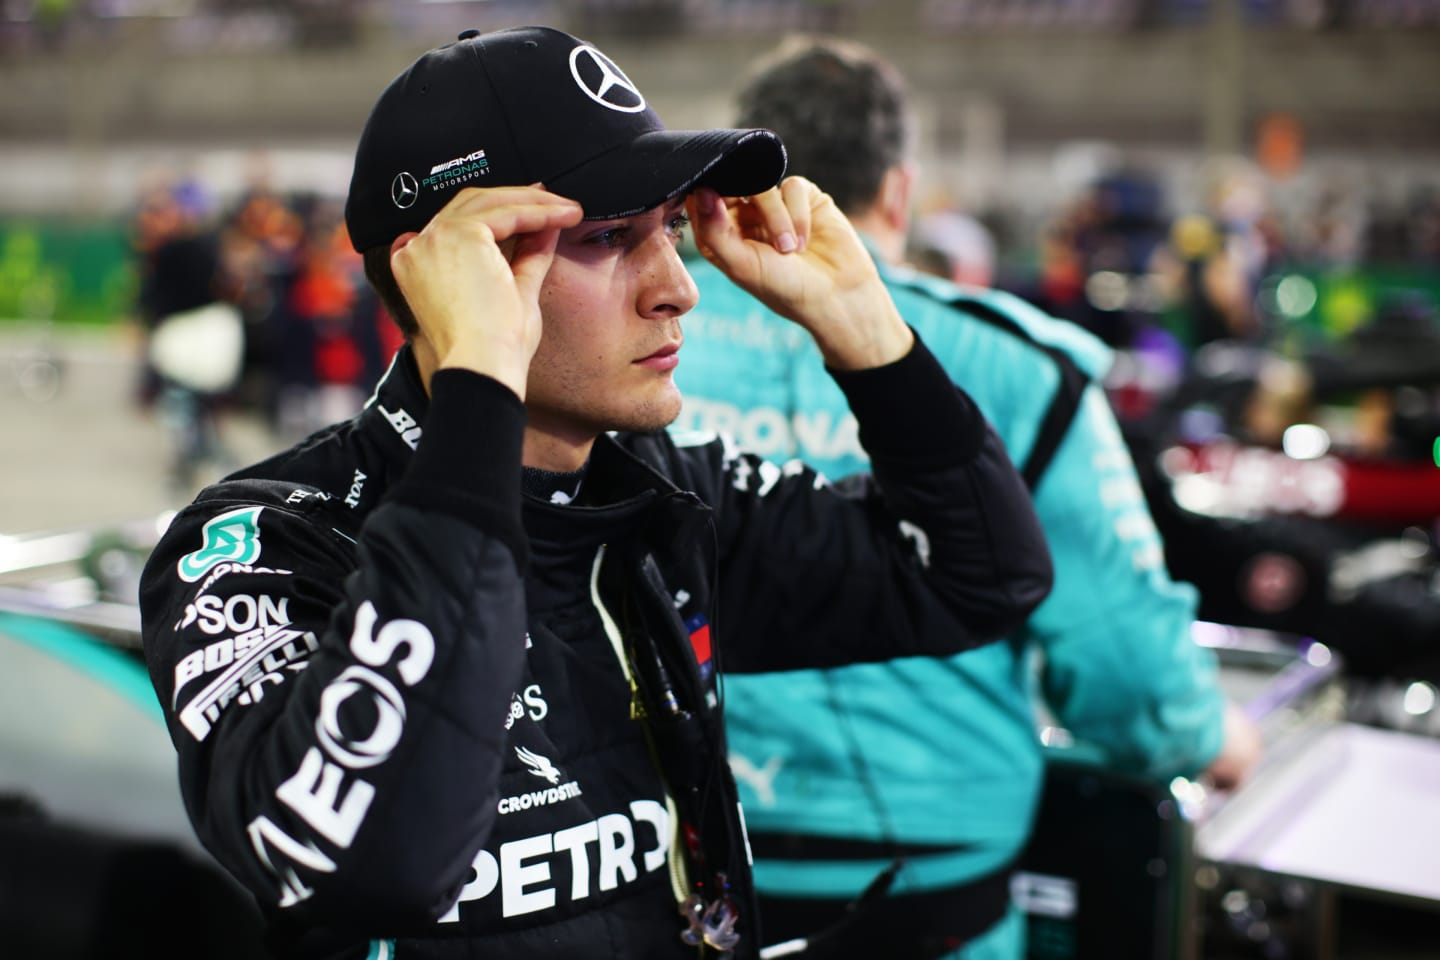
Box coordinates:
[728,754,784,807]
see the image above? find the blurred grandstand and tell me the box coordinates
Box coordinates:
[1,0,1437,346]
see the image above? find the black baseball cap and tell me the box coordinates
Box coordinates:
[345,25,788,252]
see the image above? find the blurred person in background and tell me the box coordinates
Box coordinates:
[130,174,189,406]
[911,208,996,289]
[136,25,1052,960]
[219,155,306,413]
[1150,211,1258,350]
[673,36,1261,959]
[132,173,244,492]
[267,195,399,443]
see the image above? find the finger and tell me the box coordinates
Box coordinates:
[742,186,798,254]
[509,227,561,304]
[473,201,583,245]
[731,196,772,239]
[432,186,581,234]
[688,187,752,272]
[443,184,577,215]
[780,176,813,251]
[389,231,420,257]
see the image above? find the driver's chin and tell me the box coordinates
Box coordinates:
[614,387,684,435]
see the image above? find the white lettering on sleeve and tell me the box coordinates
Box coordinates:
[348,601,436,686]
[246,815,337,908]
[275,746,376,849]
[315,666,407,769]
[174,649,204,690]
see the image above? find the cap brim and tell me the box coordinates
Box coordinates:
[545,128,787,220]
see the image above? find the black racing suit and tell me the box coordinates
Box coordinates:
[138,335,1052,959]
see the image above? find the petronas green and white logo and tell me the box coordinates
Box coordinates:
[177,506,264,582]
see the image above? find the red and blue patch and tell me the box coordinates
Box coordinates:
[685,613,713,683]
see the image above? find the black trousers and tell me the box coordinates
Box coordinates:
[755,862,1012,959]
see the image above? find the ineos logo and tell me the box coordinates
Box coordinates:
[568,45,645,113]
[316,665,407,769]
[391,172,419,209]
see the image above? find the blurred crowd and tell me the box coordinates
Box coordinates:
[122,149,1440,492]
[129,160,401,489]
[911,160,1440,462]
[7,0,1440,54]
[917,164,1440,350]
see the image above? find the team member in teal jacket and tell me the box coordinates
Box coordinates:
[671,38,1260,959]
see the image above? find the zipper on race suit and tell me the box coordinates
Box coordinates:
[590,544,690,905]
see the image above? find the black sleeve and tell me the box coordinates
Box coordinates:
[139,370,530,935]
[680,332,1053,672]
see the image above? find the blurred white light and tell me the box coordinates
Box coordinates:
[1169,776,1209,819]
[1403,682,1436,716]
[1190,621,1239,649]
[1276,275,1318,318]
[1305,643,1332,668]
[1039,726,1074,749]
[1173,475,1226,515]
[154,510,179,540]
[1399,526,1432,559]
[1085,271,1129,312]
[1282,424,1331,460]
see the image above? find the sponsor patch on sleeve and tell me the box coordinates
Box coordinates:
[178,506,264,582]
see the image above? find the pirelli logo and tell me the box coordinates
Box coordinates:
[178,626,318,741]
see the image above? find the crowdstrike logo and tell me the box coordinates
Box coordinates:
[391,172,419,209]
[497,780,583,817]
[568,45,645,113]
[499,744,581,817]
[516,745,563,784]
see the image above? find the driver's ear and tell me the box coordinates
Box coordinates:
[877,163,915,235]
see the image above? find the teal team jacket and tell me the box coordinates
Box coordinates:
[672,252,1225,907]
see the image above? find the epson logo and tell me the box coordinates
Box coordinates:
[439,800,670,922]
[179,593,291,637]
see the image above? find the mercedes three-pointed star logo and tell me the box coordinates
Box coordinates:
[568,45,646,114]
[391,172,419,209]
